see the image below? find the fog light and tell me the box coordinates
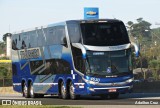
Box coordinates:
[88,87,95,92]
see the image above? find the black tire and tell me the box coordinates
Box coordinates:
[23,82,30,98]
[60,82,69,99]
[109,93,119,99]
[22,83,25,97]
[29,82,36,98]
[69,82,79,100]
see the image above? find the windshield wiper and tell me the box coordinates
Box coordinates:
[112,72,131,76]
[88,73,101,77]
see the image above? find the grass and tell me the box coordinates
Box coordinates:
[0,106,82,108]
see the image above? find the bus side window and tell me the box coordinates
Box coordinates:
[67,23,81,43]
[37,29,46,47]
[72,46,85,74]
[28,31,38,48]
[12,35,18,50]
[56,26,66,45]
[21,32,28,49]
[46,27,55,45]
[54,59,71,74]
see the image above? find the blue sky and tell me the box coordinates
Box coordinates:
[0,0,160,41]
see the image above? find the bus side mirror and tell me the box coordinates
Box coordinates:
[61,37,68,47]
[131,42,140,57]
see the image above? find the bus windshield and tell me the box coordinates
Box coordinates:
[86,49,132,77]
[80,22,129,46]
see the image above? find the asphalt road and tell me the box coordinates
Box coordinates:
[1,93,160,105]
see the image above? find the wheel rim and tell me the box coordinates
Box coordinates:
[70,83,75,98]
[30,85,34,96]
[61,83,66,98]
[24,84,27,96]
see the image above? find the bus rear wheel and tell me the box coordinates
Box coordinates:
[60,81,69,99]
[23,82,30,98]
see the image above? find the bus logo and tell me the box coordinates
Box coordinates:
[86,11,97,15]
[90,77,100,83]
[19,48,40,59]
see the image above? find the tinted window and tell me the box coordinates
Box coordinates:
[56,26,66,44]
[67,23,81,43]
[37,29,46,46]
[45,26,66,45]
[12,34,19,50]
[28,31,38,48]
[72,46,85,73]
[31,59,71,75]
[54,59,71,74]
[46,27,55,45]
[81,22,129,46]
[21,32,28,49]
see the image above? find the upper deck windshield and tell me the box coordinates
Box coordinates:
[80,21,129,46]
[86,49,132,77]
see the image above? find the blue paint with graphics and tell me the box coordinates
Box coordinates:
[12,19,133,98]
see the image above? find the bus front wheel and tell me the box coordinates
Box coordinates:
[29,82,36,98]
[69,82,79,100]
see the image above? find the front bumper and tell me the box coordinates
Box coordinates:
[86,85,133,95]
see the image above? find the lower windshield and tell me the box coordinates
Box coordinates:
[86,49,132,76]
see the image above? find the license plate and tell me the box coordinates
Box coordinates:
[108,89,117,92]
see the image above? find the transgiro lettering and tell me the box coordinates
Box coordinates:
[20,49,40,59]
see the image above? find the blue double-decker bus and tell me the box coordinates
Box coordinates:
[12,19,135,99]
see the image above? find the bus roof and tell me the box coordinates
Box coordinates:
[12,19,122,35]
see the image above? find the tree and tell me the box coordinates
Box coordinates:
[127,18,152,44]
[0,42,6,54]
[149,60,160,80]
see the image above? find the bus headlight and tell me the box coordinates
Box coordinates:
[126,78,134,83]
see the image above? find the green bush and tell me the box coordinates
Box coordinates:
[149,60,160,80]
[0,63,12,78]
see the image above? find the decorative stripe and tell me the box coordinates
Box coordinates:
[20,61,29,70]
[71,70,75,79]
[84,43,131,51]
[39,74,52,83]
[33,83,58,86]
[93,86,130,90]
[13,83,21,86]
[31,64,45,74]
[74,83,85,85]
[71,70,73,74]
[38,66,46,74]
